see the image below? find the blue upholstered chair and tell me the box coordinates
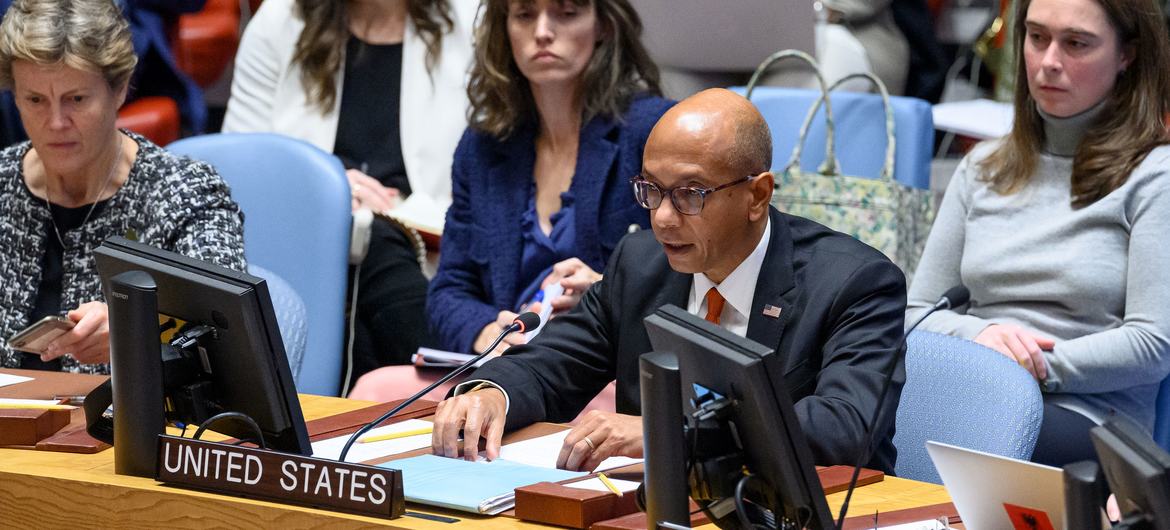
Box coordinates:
[1156,376,1170,452]
[169,133,351,396]
[247,264,307,381]
[893,331,1044,484]
[730,85,934,190]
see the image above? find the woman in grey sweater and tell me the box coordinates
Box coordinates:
[908,0,1170,467]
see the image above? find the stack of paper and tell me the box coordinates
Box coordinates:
[498,431,643,472]
[382,194,446,236]
[383,454,584,514]
[410,347,485,368]
[380,430,645,514]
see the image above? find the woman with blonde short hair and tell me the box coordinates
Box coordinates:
[0,0,245,374]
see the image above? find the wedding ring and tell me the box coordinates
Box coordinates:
[582,436,596,452]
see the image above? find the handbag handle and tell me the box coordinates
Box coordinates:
[792,71,897,182]
[744,49,839,176]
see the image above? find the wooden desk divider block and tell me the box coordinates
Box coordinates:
[0,406,71,446]
[515,480,641,528]
[578,466,884,529]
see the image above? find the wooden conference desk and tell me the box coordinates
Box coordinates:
[0,375,951,528]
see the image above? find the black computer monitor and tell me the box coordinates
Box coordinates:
[641,304,833,529]
[1090,416,1170,530]
[94,236,310,455]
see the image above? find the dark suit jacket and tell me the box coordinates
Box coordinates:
[427,94,675,352]
[469,207,908,473]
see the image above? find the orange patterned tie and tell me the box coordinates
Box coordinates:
[704,287,725,325]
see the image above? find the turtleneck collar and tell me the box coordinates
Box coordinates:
[1038,99,1107,157]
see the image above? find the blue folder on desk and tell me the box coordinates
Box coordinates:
[382,454,585,514]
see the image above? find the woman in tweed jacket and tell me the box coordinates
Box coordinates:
[0,0,244,374]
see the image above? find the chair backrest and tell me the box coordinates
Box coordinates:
[247,264,307,381]
[893,331,1044,484]
[1156,375,1170,452]
[169,132,350,396]
[731,86,934,190]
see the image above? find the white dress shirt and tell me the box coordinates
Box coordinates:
[686,219,771,337]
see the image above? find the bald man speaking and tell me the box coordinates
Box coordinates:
[431,89,907,474]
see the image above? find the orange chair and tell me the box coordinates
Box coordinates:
[116,96,181,146]
[173,0,240,88]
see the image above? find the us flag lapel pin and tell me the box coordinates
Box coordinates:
[762,305,782,318]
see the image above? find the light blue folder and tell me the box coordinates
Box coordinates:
[381,454,585,514]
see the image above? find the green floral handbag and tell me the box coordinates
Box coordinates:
[746,50,935,279]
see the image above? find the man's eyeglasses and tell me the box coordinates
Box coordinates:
[630,174,759,216]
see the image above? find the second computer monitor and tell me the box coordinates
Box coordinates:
[643,304,833,529]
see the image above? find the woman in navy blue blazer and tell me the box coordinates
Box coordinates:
[427,0,673,354]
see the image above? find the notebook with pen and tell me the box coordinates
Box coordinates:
[380,430,643,514]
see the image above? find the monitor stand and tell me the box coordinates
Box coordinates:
[640,351,690,527]
[107,270,166,478]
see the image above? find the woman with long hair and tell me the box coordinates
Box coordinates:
[349,0,672,402]
[223,0,475,386]
[428,0,672,354]
[908,0,1170,466]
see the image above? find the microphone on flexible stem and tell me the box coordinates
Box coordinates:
[337,311,541,462]
[834,285,969,529]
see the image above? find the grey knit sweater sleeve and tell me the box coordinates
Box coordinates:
[1043,150,1170,394]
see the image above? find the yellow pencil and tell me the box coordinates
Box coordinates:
[597,472,623,497]
[0,403,75,411]
[358,426,434,443]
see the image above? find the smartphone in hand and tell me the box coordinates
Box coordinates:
[7,315,74,354]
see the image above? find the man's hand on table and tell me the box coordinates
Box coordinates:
[557,411,643,472]
[431,387,507,461]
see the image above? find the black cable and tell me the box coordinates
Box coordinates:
[192,412,268,450]
[336,319,526,462]
[734,474,771,530]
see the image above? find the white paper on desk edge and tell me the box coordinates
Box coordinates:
[0,397,62,406]
[310,418,433,461]
[874,520,949,530]
[0,373,34,388]
[498,430,643,472]
[565,477,640,493]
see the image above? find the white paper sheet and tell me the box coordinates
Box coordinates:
[876,520,949,530]
[0,397,65,407]
[0,373,33,389]
[411,347,488,368]
[498,430,643,472]
[311,419,433,462]
[383,194,445,235]
[564,477,640,494]
[932,99,1014,140]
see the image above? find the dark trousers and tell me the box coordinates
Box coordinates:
[1030,402,1100,467]
[346,218,432,391]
